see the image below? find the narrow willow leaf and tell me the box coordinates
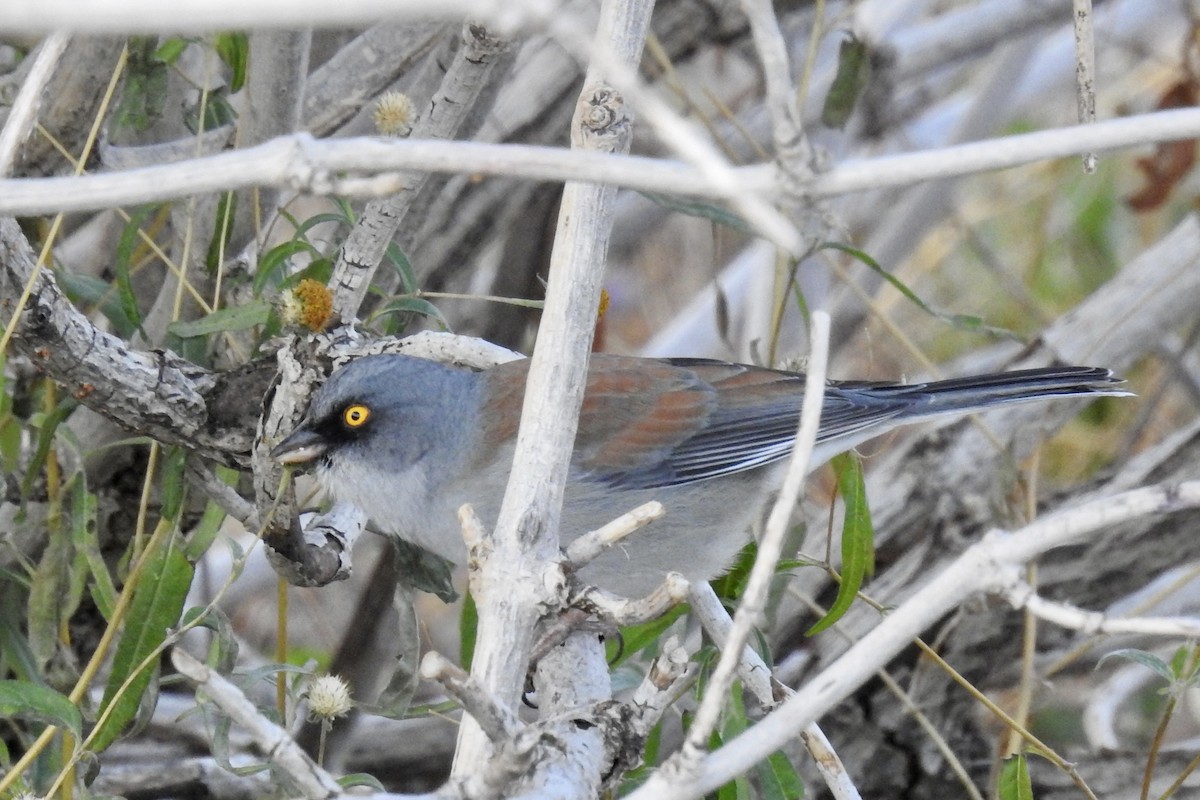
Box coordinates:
[213,32,249,92]
[639,191,749,232]
[339,774,386,791]
[181,606,239,673]
[607,604,689,667]
[254,240,318,296]
[27,514,72,669]
[0,680,83,737]
[0,610,40,683]
[113,206,155,336]
[821,34,870,129]
[820,242,1021,341]
[159,447,188,521]
[997,754,1034,800]
[154,36,190,64]
[369,583,420,718]
[807,452,874,635]
[55,270,139,338]
[713,702,752,800]
[113,38,169,132]
[92,525,194,751]
[757,750,806,800]
[0,354,21,473]
[1097,648,1175,682]
[70,478,117,619]
[385,242,417,294]
[371,297,450,332]
[167,301,271,338]
[21,395,77,498]
[459,591,478,672]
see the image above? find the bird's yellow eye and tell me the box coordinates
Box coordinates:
[343,404,371,428]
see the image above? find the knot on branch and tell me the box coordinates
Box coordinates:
[464,22,510,58]
[575,86,631,152]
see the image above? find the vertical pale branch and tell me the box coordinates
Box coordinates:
[1072,0,1097,172]
[737,0,804,161]
[676,312,829,765]
[0,32,71,175]
[449,0,655,776]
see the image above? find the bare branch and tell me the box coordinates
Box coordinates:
[577,574,691,626]
[0,218,249,465]
[452,0,655,773]
[0,32,71,175]
[676,311,830,761]
[564,500,664,568]
[170,648,343,800]
[1004,583,1200,638]
[419,652,523,744]
[0,106,1196,218]
[632,481,1200,799]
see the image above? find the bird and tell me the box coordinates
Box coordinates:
[270,353,1128,597]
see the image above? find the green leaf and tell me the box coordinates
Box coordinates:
[367,582,420,718]
[213,32,249,92]
[712,541,758,600]
[185,486,231,561]
[370,297,450,333]
[254,240,319,296]
[288,208,354,239]
[0,680,82,737]
[278,258,333,291]
[607,604,689,667]
[1097,648,1175,683]
[93,526,194,751]
[620,721,662,791]
[69,476,118,620]
[757,750,806,800]
[0,607,41,683]
[159,447,188,521]
[821,34,870,129]
[167,301,271,338]
[460,591,478,672]
[154,36,190,64]
[711,683,753,799]
[113,37,169,132]
[339,774,386,791]
[807,452,874,636]
[1169,643,1195,679]
[997,753,1034,800]
[820,242,1021,341]
[0,353,21,474]
[234,662,312,693]
[112,207,155,336]
[639,191,749,233]
[185,88,238,134]
[56,269,139,339]
[28,515,71,667]
[181,606,239,673]
[385,242,417,293]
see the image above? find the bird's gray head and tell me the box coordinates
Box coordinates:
[270,354,481,476]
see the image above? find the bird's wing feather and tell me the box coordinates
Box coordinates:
[584,358,907,489]
[479,357,1123,491]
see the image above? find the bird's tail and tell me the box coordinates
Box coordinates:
[849,366,1131,418]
